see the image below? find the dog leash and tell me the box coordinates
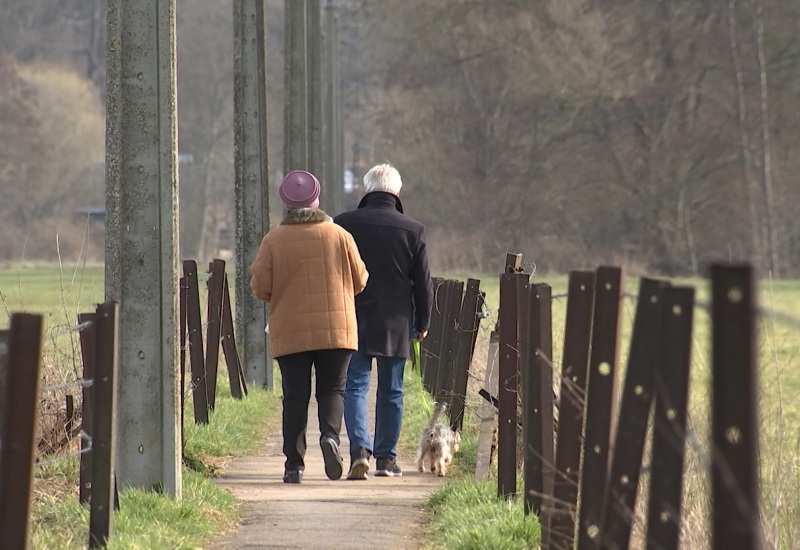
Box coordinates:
[410,338,433,417]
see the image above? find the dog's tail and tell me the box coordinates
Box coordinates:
[425,401,447,432]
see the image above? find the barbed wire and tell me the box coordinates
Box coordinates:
[522,262,537,276]
[758,307,800,331]
[620,291,800,329]
[40,378,93,393]
[46,319,94,340]
[433,279,446,315]
[34,431,92,469]
[467,370,484,383]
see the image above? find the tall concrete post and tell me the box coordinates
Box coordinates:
[105,0,181,496]
[323,7,340,215]
[307,0,325,206]
[284,0,308,172]
[233,0,272,388]
[333,13,344,215]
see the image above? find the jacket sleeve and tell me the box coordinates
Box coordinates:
[345,231,369,295]
[249,235,273,301]
[411,226,434,332]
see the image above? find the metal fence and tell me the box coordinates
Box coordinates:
[418,277,486,431]
[0,303,119,548]
[478,260,763,550]
[0,257,247,548]
[181,258,248,427]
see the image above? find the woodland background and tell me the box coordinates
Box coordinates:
[0,0,798,277]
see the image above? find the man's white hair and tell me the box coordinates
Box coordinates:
[363,163,402,196]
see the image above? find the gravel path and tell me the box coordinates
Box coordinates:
[213,377,444,550]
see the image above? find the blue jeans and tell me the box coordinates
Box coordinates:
[343,350,406,460]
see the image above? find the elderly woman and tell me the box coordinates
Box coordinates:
[250,170,368,483]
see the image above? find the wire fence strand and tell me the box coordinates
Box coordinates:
[40,378,93,393]
[46,319,94,340]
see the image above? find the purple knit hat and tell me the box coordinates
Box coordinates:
[279,170,320,209]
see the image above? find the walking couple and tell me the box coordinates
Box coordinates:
[249,163,433,483]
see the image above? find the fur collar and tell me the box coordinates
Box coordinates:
[280,208,332,225]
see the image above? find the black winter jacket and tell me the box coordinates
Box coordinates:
[334,192,433,357]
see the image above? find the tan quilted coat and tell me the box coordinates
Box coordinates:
[249,208,368,358]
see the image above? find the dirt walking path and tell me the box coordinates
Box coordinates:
[212,377,444,550]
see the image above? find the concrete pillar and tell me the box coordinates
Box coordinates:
[333,13,344,215]
[323,8,340,215]
[105,0,181,496]
[284,0,308,172]
[307,0,325,203]
[233,0,272,388]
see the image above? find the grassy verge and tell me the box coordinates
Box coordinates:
[31,467,239,549]
[1,262,282,548]
[408,398,542,549]
[423,479,540,550]
[401,357,543,549]
[30,375,281,549]
[398,363,435,454]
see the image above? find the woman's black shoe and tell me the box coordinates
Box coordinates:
[320,436,344,480]
[283,469,303,484]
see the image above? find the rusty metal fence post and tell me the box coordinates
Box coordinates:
[644,286,694,550]
[420,277,444,395]
[516,274,531,477]
[450,278,482,431]
[179,276,187,450]
[551,271,596,550]
[0,313,44,550]
[505,252,523,276]
[431,280,450,400]
[430,278,449,400]
[601,278,669,549]
[710,264,762,550]
[529,283,556,548]
[498,272,521,498]
[205,259,226,411]
[89,302,120,548]
[183,260,209,424]
[78,312,98,505]
[65,394,75,443]
[519,278,538,515]
[577,267,623,549]
[435,280,463,405]
[0,330,7,473]
[221,273,248,399]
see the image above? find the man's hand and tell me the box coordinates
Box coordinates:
[415,330,428,342]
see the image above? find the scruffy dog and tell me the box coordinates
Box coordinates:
[416,402,461,477]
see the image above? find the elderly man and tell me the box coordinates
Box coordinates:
[334,163,433,479]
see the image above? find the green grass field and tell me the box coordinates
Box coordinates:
[0,263,105,325]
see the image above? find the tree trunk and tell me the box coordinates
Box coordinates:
[727,0,763,267]
[752,0,781,277]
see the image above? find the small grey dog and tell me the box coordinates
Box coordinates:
[415,402,461,477]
